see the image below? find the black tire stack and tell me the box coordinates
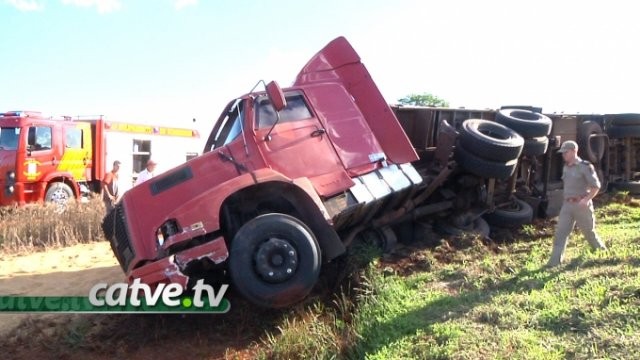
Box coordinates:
[454,119,524,179]
[494,108,552,157]
[606,113,640,193]
[454,111,551,228]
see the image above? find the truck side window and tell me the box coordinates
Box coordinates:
[65,128,83,149]
[0,127,20,150]
[256,92,312,128]
[27,126,52,151]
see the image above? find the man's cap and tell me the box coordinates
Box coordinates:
[113,160,121,166]
[558,140,578,153]
[147,159,158,166]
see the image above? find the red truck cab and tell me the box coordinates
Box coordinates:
[103,37,421,308]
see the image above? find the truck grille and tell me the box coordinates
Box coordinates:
[102,204,135,272]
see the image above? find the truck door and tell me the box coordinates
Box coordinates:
[254,91,354,197]
[24,125,55,183]
[58,122,93,181]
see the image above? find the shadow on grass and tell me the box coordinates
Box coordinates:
[348,247,640,358]
[346,265,565,358]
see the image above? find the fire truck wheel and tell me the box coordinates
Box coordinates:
[522,136,549,157]
[494,109,552,138]
[607,113,640,126]
[454,143,518,180]
[578,121,606,163]
[606,125,640,138]
[459,119,524,162]
[44,182,74,204]
[483,198,534,228]
[229,213,321,308]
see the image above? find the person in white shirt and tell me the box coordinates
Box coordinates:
[135,159,157,186]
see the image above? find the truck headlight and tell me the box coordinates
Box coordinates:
[156,228,165,247]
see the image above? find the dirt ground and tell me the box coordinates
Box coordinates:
[0,242,331,359]
[0,242,123,337]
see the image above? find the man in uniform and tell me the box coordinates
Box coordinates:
[547,140,607,267]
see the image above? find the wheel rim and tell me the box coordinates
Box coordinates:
[254,237,299,283]
[50,188,70,203]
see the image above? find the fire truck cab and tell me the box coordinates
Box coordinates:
[0,111,200,206]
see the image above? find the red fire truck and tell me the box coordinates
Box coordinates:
[0,112,200,206]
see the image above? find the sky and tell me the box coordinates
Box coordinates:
[2,0,640,141]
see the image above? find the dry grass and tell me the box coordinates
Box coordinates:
[0,198,106,253]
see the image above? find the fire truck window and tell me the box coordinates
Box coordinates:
[27,126,52,151]
[65,128,83,149]
[0,127,20,150]
[256,93,312,128]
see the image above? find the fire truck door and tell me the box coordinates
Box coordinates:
[24,125,55,182]
[58,123,93,181]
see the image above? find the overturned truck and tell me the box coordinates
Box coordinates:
[103,37,640,308]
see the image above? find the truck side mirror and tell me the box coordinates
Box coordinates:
[266,81,287,112]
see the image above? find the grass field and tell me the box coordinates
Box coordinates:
[1,195,639,359]
[259,196,640,359]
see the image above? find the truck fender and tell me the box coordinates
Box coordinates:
[41,171,80,198]
[218,173,346,262]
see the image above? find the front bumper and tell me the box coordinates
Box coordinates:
[128,237,229,288]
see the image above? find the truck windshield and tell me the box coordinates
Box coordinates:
[206,99,244,152]
[0,127,20,150]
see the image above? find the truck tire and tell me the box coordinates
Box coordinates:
[596,168,608,193]
[494,109,552,138]
[44,182,74,204]
[228,213,321,308]
[522,136,549,157]
[459,119,524,162]
[455,144,518,179]
[606,125,640,139]
[607,113,640,126]
[434,217,490,238]
[483,198,534,228]
[609,180,640,194]
[578,121,605,163]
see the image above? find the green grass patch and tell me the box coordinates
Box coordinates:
[261,201,640,359]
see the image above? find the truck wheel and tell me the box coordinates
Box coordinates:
[578,121,605,163]
[607,113,640,126]
[596,168,608,193]
[522,136,549,157]
[434,217,490,238]
[459,119,524,162]
[483,198,534,228]
[229,213,321,308]
[606,125,640,138]
[44,182,74,206]
[494,109,552,138]
[454,143,518,179]
[609,180,640,194]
